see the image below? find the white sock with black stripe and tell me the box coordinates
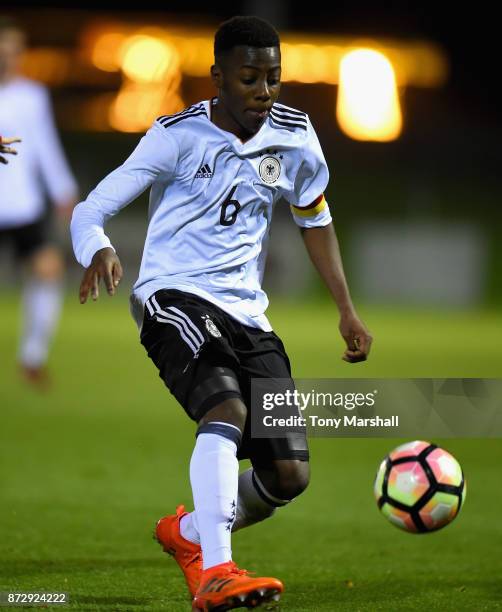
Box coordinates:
[181,467,288,542]
[189,422,240,570]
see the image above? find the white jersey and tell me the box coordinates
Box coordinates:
[0,77,78,228]
[71,98,332,331]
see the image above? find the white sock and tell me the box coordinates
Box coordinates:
[180,512,200,545]
[232,468,280,532]
[19,279,63,368]
[180,468,283,543]
[190,430,239,570]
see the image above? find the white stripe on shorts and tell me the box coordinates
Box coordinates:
[166,305,205,345]
[148,295,204,355]
[151,295,203,349]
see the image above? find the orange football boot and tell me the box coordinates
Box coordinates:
[155,505,202,598]
[192,560,283,611]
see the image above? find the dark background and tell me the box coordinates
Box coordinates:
[6,0,498,113]
[2,1,500,302]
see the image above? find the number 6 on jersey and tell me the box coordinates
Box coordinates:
[219,185,241,226]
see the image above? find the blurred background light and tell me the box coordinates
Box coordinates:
[177,35,215,77]
[90,31,126,72]
[120,34,179,83]
[15,18,448,135]
[336,48,402,141]
[109,76,183,132]
[20,48,70,85]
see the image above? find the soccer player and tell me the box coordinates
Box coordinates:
[0,17,78,386]
[71,16,372,610]
[0,135,21,164]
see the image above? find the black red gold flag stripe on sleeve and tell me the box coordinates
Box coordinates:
[290,194,328,217]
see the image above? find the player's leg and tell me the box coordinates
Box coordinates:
[20,246,64,374]
[189,395,246,570]
[253,456,310,502]
[232,327,311,531]
[177,392,310,533]
[14,220,64,385]
[155,361,245,593]
[143,290,283,607]
[176,370,284,609]
[233,458,310,532]
[157,364,284,610]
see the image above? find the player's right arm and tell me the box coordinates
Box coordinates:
[71,121,179,303]
[78,246,123,303]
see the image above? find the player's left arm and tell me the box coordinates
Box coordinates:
[286,115,372,363]
[300,222,372,363]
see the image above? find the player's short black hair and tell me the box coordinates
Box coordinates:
[214,16,280,59]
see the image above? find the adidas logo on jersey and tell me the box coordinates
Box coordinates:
[195,164,213,179]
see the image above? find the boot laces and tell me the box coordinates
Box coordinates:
[181,549,202,568]
[227,561,252,577]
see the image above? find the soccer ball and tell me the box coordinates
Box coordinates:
[374,440,466,533]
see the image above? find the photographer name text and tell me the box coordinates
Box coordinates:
[262,414,399,429]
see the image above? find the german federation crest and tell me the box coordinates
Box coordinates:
[201,314,221,338]
[259,156,281,184]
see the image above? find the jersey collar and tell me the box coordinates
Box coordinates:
[203,97,271,155]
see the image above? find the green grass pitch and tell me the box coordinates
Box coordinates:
[1,293,502,611]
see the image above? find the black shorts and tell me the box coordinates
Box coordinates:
[140,289,309,465]
[0,217,51,260]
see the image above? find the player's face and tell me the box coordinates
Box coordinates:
[212,46,281,139]
[0,29,25,82]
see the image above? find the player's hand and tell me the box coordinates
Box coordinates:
[339,313,372,363]
[0,136,21,164]
[79,247,123,304]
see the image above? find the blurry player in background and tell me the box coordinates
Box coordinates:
[0,17,78,387]
[72,16,371,610]
[0,134,21,163]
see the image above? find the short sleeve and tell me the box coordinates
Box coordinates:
[284,117,332,228]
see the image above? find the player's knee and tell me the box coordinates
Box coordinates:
[199,397,247,432]
[277,460,310,499]
[268,459,310,500]
[30,246,64,281]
